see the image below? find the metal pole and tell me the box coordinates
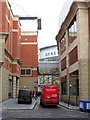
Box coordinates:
[68,85,72,106]
[68,86,70,106]
[52,74,53,85]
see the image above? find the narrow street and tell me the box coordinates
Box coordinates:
[0,0,90,119]
[2,98,88,119]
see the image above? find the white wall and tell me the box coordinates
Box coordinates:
[40,46,58,59]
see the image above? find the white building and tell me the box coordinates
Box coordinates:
[38,45,60,89]
[39,45,59,74]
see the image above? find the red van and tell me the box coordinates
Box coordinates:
[40,85,59,106]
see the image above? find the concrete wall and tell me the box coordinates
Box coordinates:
[56,1,90,105]
[77,8,89,100]
[2,67,10,101]
[19,77,37,90]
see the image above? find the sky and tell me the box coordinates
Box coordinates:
[8,0,69,48]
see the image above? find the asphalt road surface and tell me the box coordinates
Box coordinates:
[2,100,89,119]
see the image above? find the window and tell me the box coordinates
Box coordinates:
[60,33,66,55]
[61,81,67,95]
[69,46,78,66]
[69,79,79,96]
[21,69,25,75]
[21,69,31,75]
[68,15,77,46]
[61,57,66,71]
[26,69,31,75]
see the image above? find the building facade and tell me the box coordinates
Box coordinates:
[39,45,59,74]
[56,1,90,105]
[0,0,38,101]
[38,45,60,88]
[0,0,21,101]
[20,31,38,90]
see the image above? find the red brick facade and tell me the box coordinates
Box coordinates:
[0,0,38,77]
[0,0,38,99]
[20,34,38,78]
[21,36,38,66]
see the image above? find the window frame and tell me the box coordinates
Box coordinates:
[21,68,32,76]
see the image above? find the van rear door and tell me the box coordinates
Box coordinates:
[42,85,59,105]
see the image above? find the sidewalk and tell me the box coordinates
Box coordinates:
[59,101,79,110]
[1,97,79,110]
[2,98,37,110]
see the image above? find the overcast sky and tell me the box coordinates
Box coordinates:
[8,0,68,48]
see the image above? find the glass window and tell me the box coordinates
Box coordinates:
[69,46,78,66]
[70,79,79,96]
[61,81,67,95]
[60,33,66,55]
[21,69,25,75]
[21,69,31,75]
[61,57,66,71]
[68,15,77,46]
[26,69,31,75]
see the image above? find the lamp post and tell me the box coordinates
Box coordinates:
[68,84,72,106]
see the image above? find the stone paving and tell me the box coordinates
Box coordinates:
[59,101,79,110]
[1,98,37,110]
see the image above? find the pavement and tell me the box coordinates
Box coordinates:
[0,97,79,110]
[59,101,79,110]
[1,97,37,110]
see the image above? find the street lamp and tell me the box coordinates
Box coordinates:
[68,84,72,106]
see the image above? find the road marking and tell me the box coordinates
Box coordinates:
[58,105,73,111]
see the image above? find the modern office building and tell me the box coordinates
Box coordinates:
[56,0,90,105]
[38,45,60,88]
[39,45,59,73]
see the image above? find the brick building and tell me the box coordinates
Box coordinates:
[0,0,38,101]
[56,1,90,105]
[20,31,38,90]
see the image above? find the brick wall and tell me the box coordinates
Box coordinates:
[1,1,21,76]
[21,35,38,66]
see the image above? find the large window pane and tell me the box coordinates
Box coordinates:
[61,57,66,71]
[61,81,67,95]
[68,15,77,46]
[60,33,66,55]
[69,46,78,66]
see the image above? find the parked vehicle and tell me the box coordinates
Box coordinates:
[40,85,59,106]
[18,89,32,104]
